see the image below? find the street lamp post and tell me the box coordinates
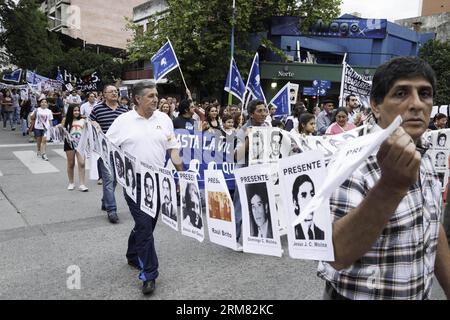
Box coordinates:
[47,16,86,51]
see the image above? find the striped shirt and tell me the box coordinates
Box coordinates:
[317,151,442,300]
[89,102,128,133]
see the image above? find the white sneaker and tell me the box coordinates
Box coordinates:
[67,183,75,191]
[78,185,89,192]
[37,152,41,157]
[42,153,48,161]
[235,243,243,252]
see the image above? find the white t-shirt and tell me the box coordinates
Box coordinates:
[106,109,180,168]
[34,108,53,130]
[80,101,95,118]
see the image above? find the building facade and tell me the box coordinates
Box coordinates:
[421,0,450,16]
[39,0,146,50]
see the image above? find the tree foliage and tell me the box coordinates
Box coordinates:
[420,40,450,106]
[126,0,342,97]
[0,0,122,84]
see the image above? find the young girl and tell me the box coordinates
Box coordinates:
[61,104,88,192]
[29,96,53,161]
[297,113,316,137]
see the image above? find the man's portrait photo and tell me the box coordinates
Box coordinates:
[161,176,176,221]
[292,174,324,241]
[437,132,448,148]
[125,157,136,197]
[246,183,273,239]
[251,130,264,161]
[143,172,155,210]
[183,183,202,229]
[435,152,447,168]
[114,151,124,179]
[269,130,283,160]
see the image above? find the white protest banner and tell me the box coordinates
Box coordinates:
[266,128,292,163]
[293,115,402,227]
[234,164,282,257]
[98,131,112,175]
[339,63,372,110]
[124,151,137,202]
[158,166,179,231]
[110,143,126,188]
[90,124,101,156]
[205,169,237,251]
[424,129,450,191]
[179,171,205,242]
[279,150,334,261]
[140,162,158,218]
[75,121,90,159]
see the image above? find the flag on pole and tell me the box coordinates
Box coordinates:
[151,40,180,82]
[224,57,246,104]
[269,82,291,117]
[246,53,266,104]
[25,70,49,85]
[56,68,64,82]
[2,68,22,83]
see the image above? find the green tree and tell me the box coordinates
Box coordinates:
[0,0,63,76]
[420,40,450,106]
[126,0,342,98]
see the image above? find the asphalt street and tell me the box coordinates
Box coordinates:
[0,128,446,300]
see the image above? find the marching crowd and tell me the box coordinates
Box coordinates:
[1,56,450,299]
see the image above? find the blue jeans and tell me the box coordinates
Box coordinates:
[2,111,14,129]
[99,158,117,212]
[14,106,20,124]
[125,173,159,282]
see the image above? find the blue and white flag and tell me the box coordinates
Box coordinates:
[224,57,246,104]
[26,70,49,85]
[56,68,64,82]
[270,82,291,117]
[2,68,22,83]
[246,53,266,104]
[151,40,180,82]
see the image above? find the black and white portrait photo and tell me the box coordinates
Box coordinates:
[124,154,136,201]
[251,130,265,161]
[114,150,125,182]
[161,176,176,221]
[246,183,273,239]
[292,174,324,241]
[435,151,447,168]
[436,132,448,148]
[183,182,202,230]
[143,172,155,210]
[268,130,283,160]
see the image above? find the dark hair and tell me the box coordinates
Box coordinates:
[437,132,447,145]
[270,129,283,143]
[246,183,269,233]
[292,174,315,216]
[125,157,136,189]
[248,100,265,115]
[345,94,357,103]
[299,113,315,134]
[178,99,192,116]
[161,177,172,201]
[271,119,284,129]
[221,114,233,124]
[114,151,124,177]
[435,113,447,121]
[370,56,436,106]
[64,104,81,132]
[332,107,349,123]
[205,105,219,122]
[233,112,245,129]
[144,172,154,195]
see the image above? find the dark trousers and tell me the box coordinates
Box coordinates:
[444,185,450,245]
[125,173,160,282]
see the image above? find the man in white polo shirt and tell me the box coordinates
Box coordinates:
[106,81,183,296]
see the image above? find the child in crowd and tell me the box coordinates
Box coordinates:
[61,104,88,192]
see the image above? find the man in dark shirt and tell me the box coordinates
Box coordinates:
[90,85,128,223]
[173,99,197,132]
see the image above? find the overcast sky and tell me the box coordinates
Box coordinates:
[340,0,422,21]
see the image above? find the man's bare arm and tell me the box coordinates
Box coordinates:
[331,127,421,270]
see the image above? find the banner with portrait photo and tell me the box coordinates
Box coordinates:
[339,63,372,110]
[158,166,178,230]
[205,169,237,251]
[279,150,334,261]
[98,131,112,175]
[179,171,205,242]
[124,151,137,203]
[89,124,101,156]
[140,162,158,218]
[249,127,291,166]
[110,143,126,188]
[426,129,450,192]
[234,165,282,257]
